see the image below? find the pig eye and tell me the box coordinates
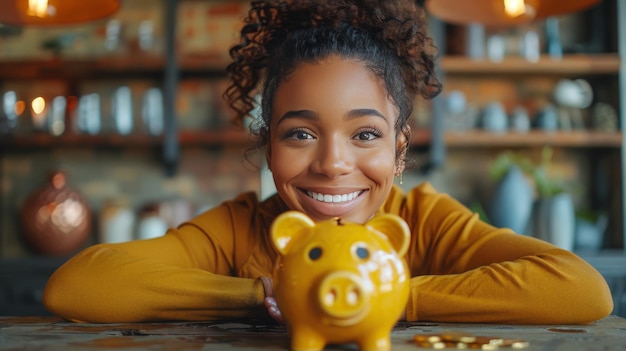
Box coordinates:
[355,246,369,259]
[308,247,323,261]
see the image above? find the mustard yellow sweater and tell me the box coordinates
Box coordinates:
[43,183,613,324]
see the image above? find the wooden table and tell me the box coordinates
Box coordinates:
[1,315,625,350]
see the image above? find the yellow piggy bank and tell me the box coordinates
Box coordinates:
[270,211,410,351]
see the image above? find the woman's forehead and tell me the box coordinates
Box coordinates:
[270,59,394,120]
[269,57,398,123]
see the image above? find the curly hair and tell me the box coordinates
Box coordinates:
[224,0,441,160]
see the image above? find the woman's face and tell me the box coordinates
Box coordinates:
[267,56,403,224]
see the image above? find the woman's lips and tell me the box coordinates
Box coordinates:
[297,188,367,219]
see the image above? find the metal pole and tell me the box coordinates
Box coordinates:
[422,16,446,173]
[618,0,626,253]
[163,0,179,176]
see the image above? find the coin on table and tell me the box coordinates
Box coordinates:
[441,332,478,343]
[466,343,499,350]
[414,334,443,343]
[414,341,447,349]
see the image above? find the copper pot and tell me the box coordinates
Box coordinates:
[20,171,92,256]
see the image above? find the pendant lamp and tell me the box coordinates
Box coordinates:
[424,0,601,27]
[0,0,120,26]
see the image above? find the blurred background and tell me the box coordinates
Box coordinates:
[0,0,624,316]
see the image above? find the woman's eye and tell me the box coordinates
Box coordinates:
[357,132,376,141]
[354,128,382,141]
[296,131,313,139]
[285,129,314,140]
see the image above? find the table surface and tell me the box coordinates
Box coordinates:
[1,315,625,351]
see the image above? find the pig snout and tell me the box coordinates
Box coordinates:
[318,271,370,326]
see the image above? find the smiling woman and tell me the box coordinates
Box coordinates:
[268,57,398,223]
[43,0,613,327]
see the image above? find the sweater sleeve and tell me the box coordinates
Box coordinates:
[43,193,267,323]
[398,183,613,324]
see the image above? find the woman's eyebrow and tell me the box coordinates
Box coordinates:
[276,110,317,126]
[276,108,387,126]
[345,108,387,122]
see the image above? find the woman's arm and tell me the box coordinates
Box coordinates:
[399,183,613,324]
[43,196,268,323]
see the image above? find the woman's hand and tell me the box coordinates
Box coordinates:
[259,276,284,324]
[264,296,283,324]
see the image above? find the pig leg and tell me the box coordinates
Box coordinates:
[357,331,391,351]
[290,328,326,351]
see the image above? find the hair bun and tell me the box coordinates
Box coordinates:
[226,0,441,128]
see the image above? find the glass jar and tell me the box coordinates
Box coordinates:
[99,198,135,243]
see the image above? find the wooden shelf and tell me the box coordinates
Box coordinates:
[2,53,617,79]
[5,53,616,82]
[3,130,620,149]
[178,129,252,146]
[1,133,164,148]
[0,55,228,80]
[178,54,229,72]
[0,56,164,80]
[444,130,624,148]
[1,129,251,149]
[440,54,621,75]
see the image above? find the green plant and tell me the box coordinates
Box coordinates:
[490,147,567,198]
[469,201,491,224]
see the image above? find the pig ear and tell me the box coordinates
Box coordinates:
[366,214,410,256]
[270,211,315,255]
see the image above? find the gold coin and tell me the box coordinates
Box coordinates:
[441,332,478,343]
[511,341,530,349]
[414,334,443,343]
[473,336,504,345]
[414,341,447,349]
[413,333,527,350]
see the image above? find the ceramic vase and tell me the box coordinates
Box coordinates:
[20,171,92,256]
[534,104,559,132]
[482,102,508,133]
[510,106,530,133]
[137,203,168,240]
[574,214,608,251]
[99,198,135,243]
[533,193,575,251]
[489,165,533,235]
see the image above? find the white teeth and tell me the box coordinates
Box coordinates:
[306,190,361,203]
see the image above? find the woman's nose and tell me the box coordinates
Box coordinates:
[310,139,354,178]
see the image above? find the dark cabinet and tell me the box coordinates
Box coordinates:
[0,258,66,316]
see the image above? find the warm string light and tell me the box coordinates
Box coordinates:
[14,101,26,116]
[31,96,47,129]
[0,0,119,26]
[27,0,52,18]
[423,0,601,26]
[504,0,527,18]
[31,96,46,115]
